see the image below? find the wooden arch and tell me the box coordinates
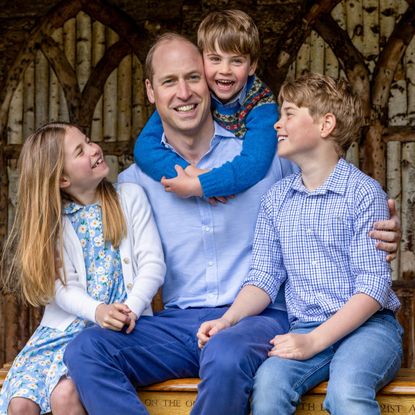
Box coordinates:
[0,0,154,139]
[264,0,415,185]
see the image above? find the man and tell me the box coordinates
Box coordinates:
[64,34,400,415]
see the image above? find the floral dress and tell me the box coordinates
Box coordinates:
[0,202,127,414]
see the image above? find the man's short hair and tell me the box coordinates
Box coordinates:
[145,33,198,83]
[278,72,364,156]
[197,9,260,65]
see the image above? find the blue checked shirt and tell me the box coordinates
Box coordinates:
[243,158,400,323]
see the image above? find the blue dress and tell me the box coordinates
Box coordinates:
[0,202,127,414]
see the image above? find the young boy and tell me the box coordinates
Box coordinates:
[134,10,278,200]
[197,73,403,414]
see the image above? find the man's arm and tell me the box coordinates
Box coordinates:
[370,199,401,262]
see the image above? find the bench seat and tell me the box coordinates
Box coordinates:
[1,364,414,414]
[137,369,415,415]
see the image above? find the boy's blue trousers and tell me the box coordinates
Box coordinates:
[64,307,289,415]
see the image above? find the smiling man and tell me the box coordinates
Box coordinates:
[64,34,401,415]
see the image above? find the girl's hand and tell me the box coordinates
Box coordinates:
[125,311,138,334]
[95,303,131,331]
[197,318,231,348]
[269,332,320,360]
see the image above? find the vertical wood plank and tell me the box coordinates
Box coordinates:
[91,20,106,142]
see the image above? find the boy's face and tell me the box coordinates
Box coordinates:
[202,43,256,103]
[275,101,324,163]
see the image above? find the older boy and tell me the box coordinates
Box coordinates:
[134,10,278,200]
[198,73,403,415]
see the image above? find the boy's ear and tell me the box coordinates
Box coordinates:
[320,113,336,138]
[59,175,71,189]
[249,60,257,76]
[145,79,155,104]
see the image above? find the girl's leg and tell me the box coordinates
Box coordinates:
[7,397,40,415]
[50,377,86,415]
[251,323,333,415]
[324,311,403,415]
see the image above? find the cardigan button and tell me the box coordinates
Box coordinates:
[126,283,133,290]
[123,257,130,264]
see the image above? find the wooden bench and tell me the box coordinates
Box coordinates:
[137,370,415,415]
[0,362,415,414]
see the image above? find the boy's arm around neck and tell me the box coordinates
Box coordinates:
[134,110,189,181]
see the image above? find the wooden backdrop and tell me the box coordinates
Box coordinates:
[0,0,414,367]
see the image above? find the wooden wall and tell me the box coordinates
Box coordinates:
[0,0,414,367]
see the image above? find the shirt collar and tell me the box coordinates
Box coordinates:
[291,158,350,195]
[161,121,235,151]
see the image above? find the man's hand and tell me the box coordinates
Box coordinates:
[95,303,132,331]
[197,318,231,348]
[369,199,401,262]
[161,165,203,198]
[269,332,320,360]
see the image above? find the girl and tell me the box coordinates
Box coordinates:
[0,122,166,415]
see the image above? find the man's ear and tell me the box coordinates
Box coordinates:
[320,113,336,138]
[145,79,155,104]
[59,175,71,189]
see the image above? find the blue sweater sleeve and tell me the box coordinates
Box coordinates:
[134,111,189,181]
[199,102,278,198]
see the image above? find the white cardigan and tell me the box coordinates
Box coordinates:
[40,183,166,331]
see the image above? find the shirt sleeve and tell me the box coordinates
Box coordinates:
[350,181,392,307]
[242,191,286,301]
[134,110,188,181]
[198,102,278,198]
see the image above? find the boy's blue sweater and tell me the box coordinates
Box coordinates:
[134,75,278,198]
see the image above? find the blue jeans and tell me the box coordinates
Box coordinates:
[64,307,289,415]
[252,310,403,415]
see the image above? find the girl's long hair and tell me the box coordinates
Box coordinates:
[1,122,126,307]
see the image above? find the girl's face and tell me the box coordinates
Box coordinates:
[60,126,109,203]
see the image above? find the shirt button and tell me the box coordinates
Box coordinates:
[306,229,312,235]
[126,283,133,290]
[204,226,211,232]
[123,257,130,264]
[208,261,214,267]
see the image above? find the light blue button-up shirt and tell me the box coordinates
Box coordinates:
[243,158,400,323]
[119,122,295,310]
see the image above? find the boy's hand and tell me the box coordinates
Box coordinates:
[184,165,208,177]
[197,318,231,348]
[207,195,236,206]
[269,332,320,360]
[161,165,203,198]
[369,199,401,262]
[95,303,132,331]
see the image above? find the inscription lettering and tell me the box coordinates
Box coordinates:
[380,404,402,413]
[143,399,181,407]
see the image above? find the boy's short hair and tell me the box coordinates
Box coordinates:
[197,9,260,64]
[145,33,198,83]
[278,73,364,155]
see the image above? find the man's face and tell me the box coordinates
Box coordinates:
[146,39,211,139]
